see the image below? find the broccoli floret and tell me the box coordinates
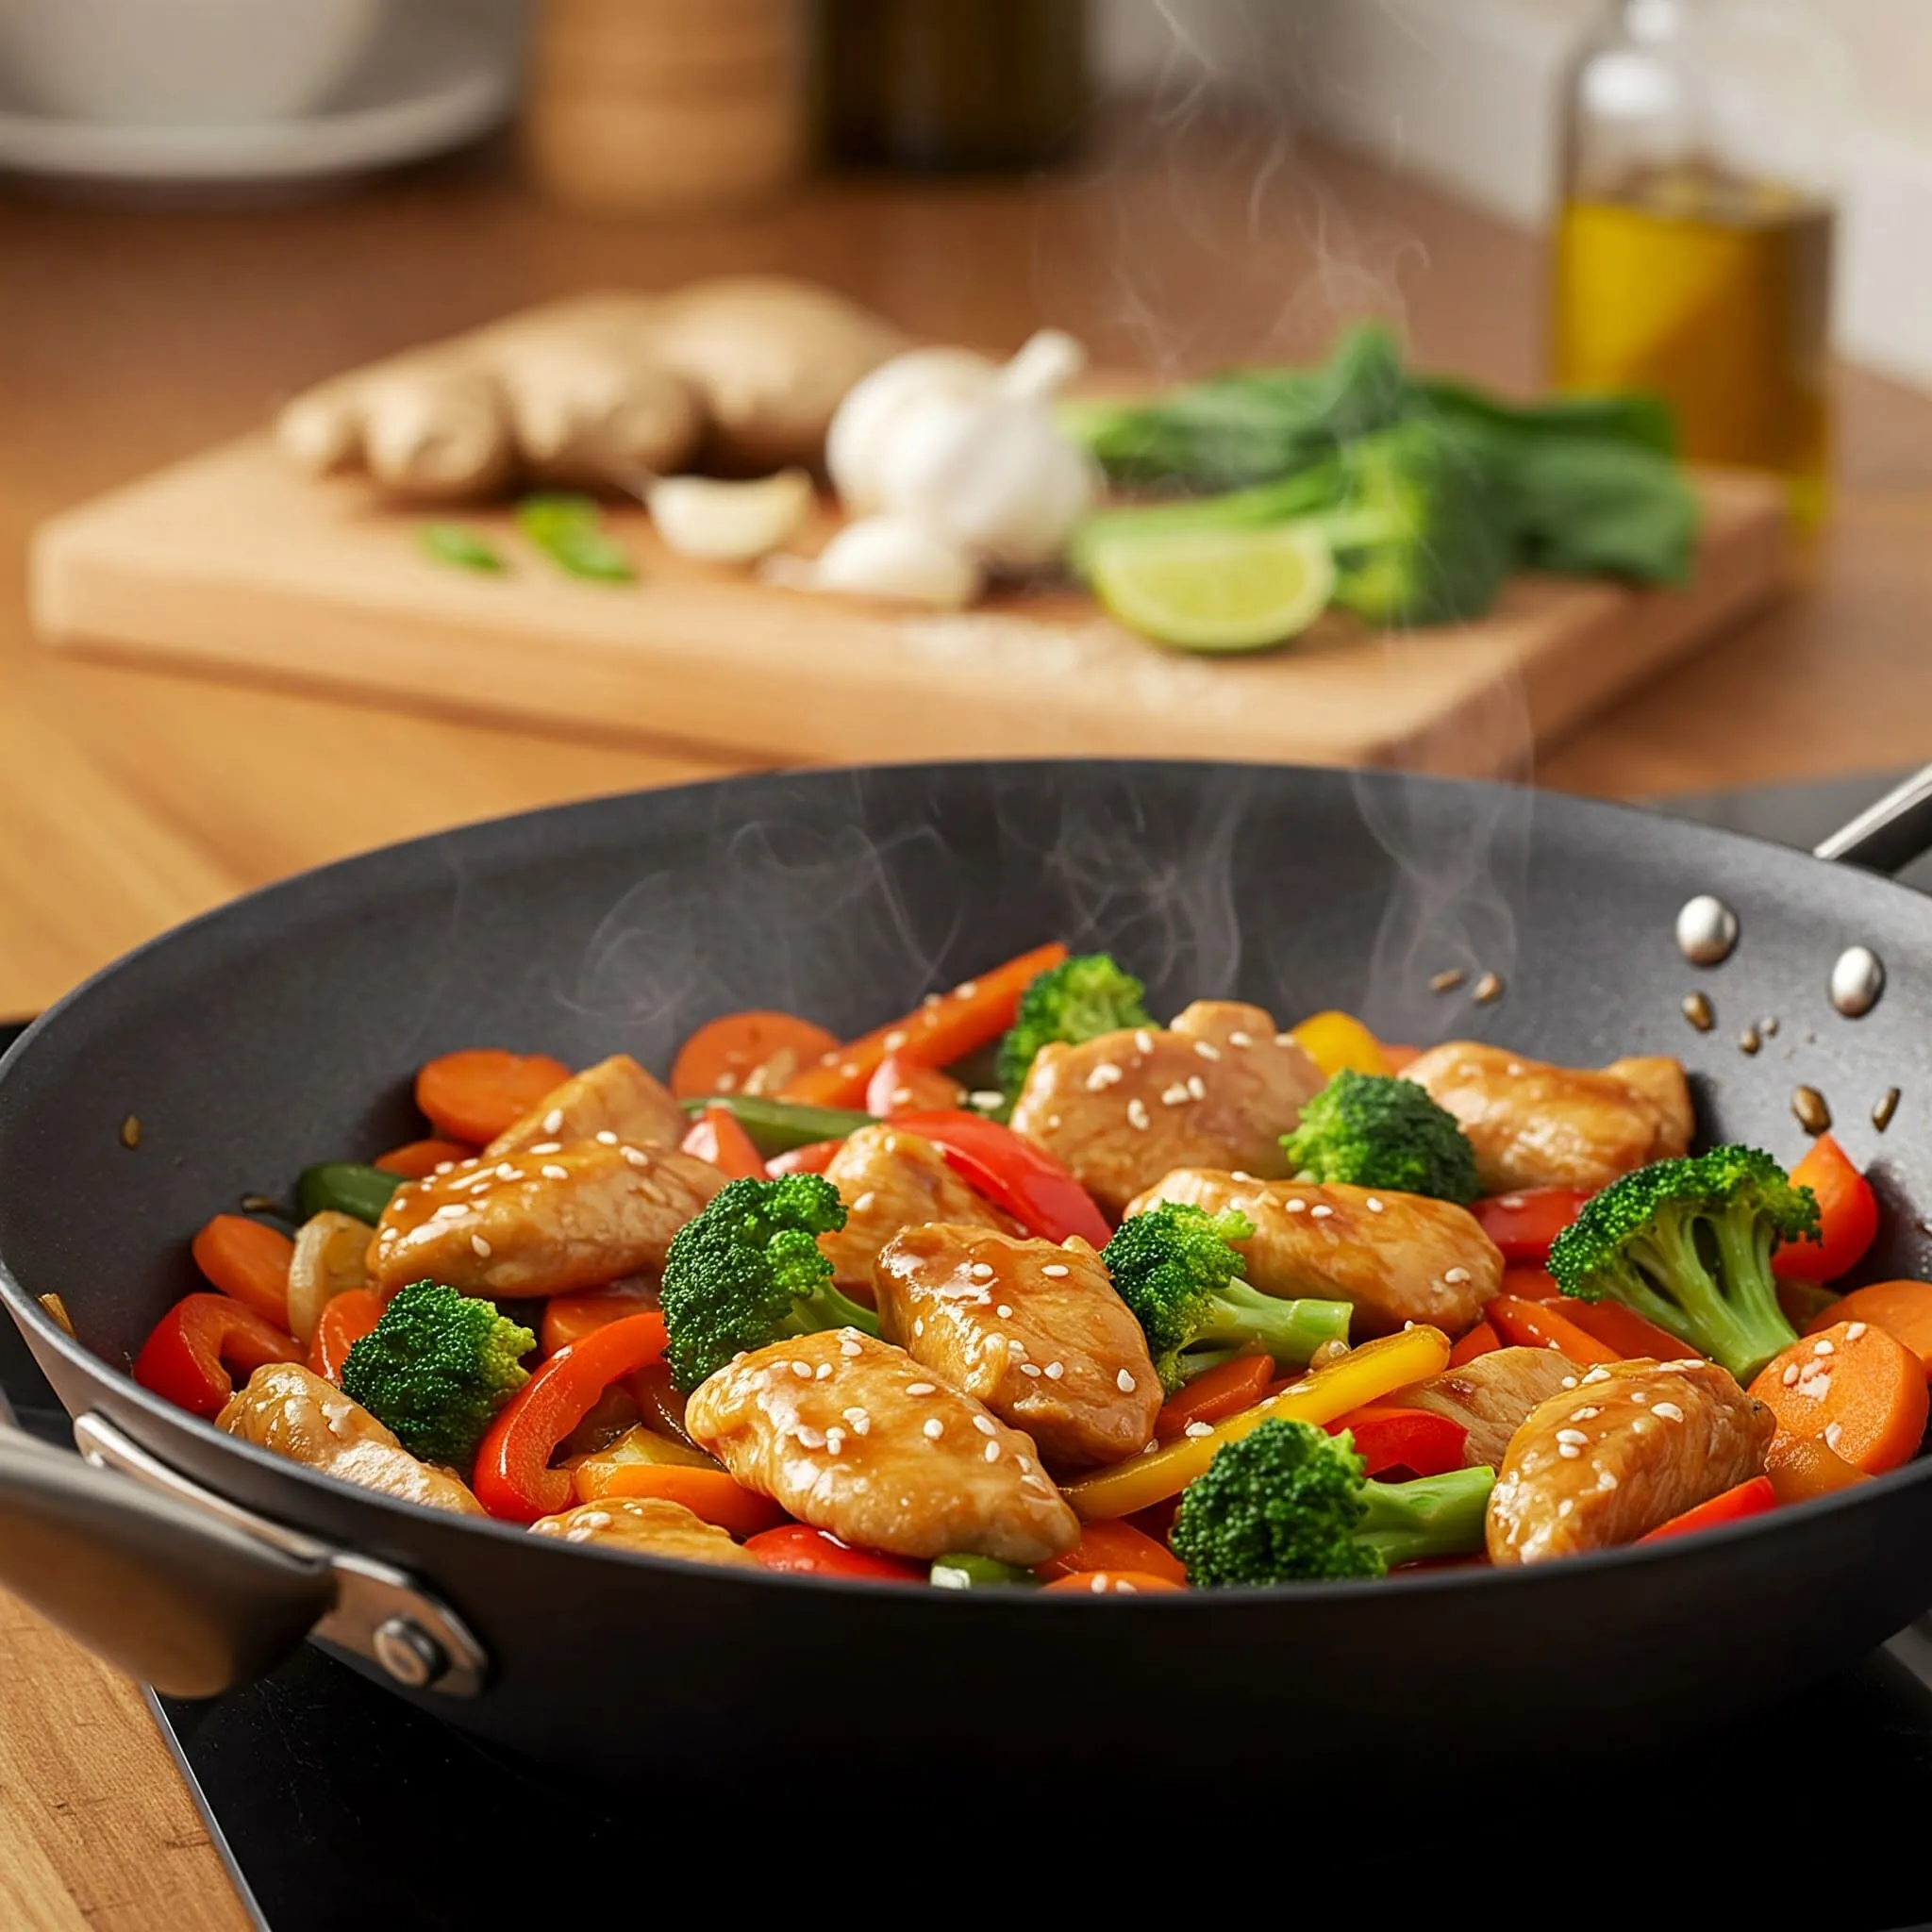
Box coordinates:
[1282,1069,1480,1204]
[996,953,1153,1096]
[1546,1145,1819,1380]
[659,1174,877,1391]
[1172,1418,1495,1587]
[339,1280,534,1464]
[1102,1202,1352,1394]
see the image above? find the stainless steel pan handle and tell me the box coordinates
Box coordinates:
[0,1412,484,1699]
[1815,764,1932,874]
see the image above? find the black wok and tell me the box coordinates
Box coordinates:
[5,758,1932,1790]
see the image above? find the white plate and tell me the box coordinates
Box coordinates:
[0,5,514,189]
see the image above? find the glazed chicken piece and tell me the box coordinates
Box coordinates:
[686,1329,1080,1565]
[1487,1357,1773,1564]
[529,1496,764,1569]
[1396,1346,1584,1469]
[874,1224,1161,1470]
[486,1054,685,1158]
[819,1124,1008,1296]
[1400,1042,1692,1194]
[217,1363,483,1516]
[1008,1000,1324,1216]
[370,1141,723,1298]
[1126,1168,1502,1337]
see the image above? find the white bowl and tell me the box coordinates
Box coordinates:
[0,0,385,125]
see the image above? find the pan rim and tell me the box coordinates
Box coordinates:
[5,755,1930,1606]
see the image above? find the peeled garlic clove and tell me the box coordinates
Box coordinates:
[647,468,813,562]
[771,513,981,608]
[825,346,999,515]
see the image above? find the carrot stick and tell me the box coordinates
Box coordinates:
[541,1283,658,1357]
[375,1137,475,1178]
[1153,1354,1275,1441]
[415,1050,573,1145]
[670,1010,840,1102]
[1562,1298,1702,1363]
[1034,1518,1187,1587]
[780,942,1068,1109]
[1486,1293,1618,1364]
[1807,1279,1932,1379]
[1749,1318,1930,1475]
[679,1105,767,1180]
[571,1463,786,1538]
[1041,1570,1186,1594]
[191,1215,295,1327]
[308,1287,387,1383]
[1448,1320,1499,1366]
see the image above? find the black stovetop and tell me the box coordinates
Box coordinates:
[7,774,1932,1928]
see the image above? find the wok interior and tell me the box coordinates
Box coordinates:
[3,760,1930,1396]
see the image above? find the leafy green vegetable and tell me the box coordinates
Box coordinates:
[421,523,507,574]
[517,493,636,583]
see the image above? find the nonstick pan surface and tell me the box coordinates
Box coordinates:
[4,758,1932,1788]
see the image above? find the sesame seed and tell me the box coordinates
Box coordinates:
[1017,1455,1033,1473]
[825,1427,845,1455]
[1046,1361,1065,1380]
[984,1441,1000,1462]
[1126,1098,1151,1131]
[906,1382,937,1395]
[1194,1041,1221,1060]
[1186,1074,1208,1101]
[1047,1115,1061,1128]
[1813,1338,1835,1356]
[1556,1428,1589,1446]
[1557,1499,1574,1518]
[1134,1029,1154,1054]
[541,1163,569,1181]
[815,1362,833,1380]
[997,1305,1013,1319]
[1783,1362,1802,1386]
[840,1336,862,1357]
[715,1072,739,1093]
[1845,1322,1868,1341]
[433,1203,469,1221]
[1274,1033,1295,1046]
[1184,1421,1214,1439]
[1652,1401,1685,1423]
[1117,1369,1137,1393]
[1161,1083,1192,1107]
[622,1146,649,1167]
[1824,1421,1844,1450]
[1557,1443,1581,1459]
[433,1161,456,1175]
[1309,1205,1334,1220]
[1443,1266,1471,1284]
[543,1108,565,1134]
[1571,1407,1600,1421]
[923,991,942,1008]
[924,1418,944,1441]
[529,1141,562,1155]
[1227,1030,1254,1047]
[1020,1362,1042,1376]
[840,1062,859,1078]
[970,1414,997,1437]
[956,981,978,1000]
[1285,1198,1309,1214]
[796,1425,825,1449]
[1560,1376,1578,1390]
[470,1234,491,1257]
[1630,1391,1649,1405]
[495,1162,521,1180]
[1581,1368,1611,1384]
[970,1261,995,1280]
[1366,1197,1385,1212]
[842,1405,870,1429]
[1141,1441,1158,1455]
[884,1029,908,1050]
[792,1361,812,1378]
[912,1317,924,1337]
[595,1129,619,1145]
[1086,1062,1124,1091]
[969,1091,1005,1110]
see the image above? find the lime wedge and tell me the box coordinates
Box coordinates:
[1087,525,1336,653]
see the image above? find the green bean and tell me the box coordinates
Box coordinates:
[297,1161,403,1226]
[679,1093,875,1155]
[929,1553,1041,1590]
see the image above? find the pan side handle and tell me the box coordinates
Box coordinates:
[0,1415,486,1699]
[1815,766,1932,874]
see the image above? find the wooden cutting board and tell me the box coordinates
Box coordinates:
[29,434,1787,774]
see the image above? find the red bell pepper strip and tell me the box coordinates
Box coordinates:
[865,1054,966,1119]
[1034,1518,1187,1587]
[1487,1293,1619,1364]
[780,941,1068,1109]
[1774,1134,1878,1284]
[1472,1189,1595,1264]
[473,1311,668,1524]
[742,1524,924,1583]
[765,1139,843,1177]
[1326,1404,1468,1477]
[308,1287,387,1383]
[887,1109,1111,1248]
[1503,1264,1560,1302]
[1448,1320,1500,1366]
[1638,1474,1778,1543]
[679,1105,767,1180]
[133,1292,301,1418]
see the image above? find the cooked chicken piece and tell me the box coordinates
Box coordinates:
[819,1124,1008,1296]
[1396,1347,1584,1469]
[217,1363,483,1516]
[1487,1357,1772,1564]
[486,1054,685,1158]
[874,1224,1160,1470]
[370,1140,722,1297]
[529,1496,763,1569]
[1126,1168,1502,1337]
[1400,1041,1691,1194]
[1008,1000,1324,1216]
[686,1330,1080,1565]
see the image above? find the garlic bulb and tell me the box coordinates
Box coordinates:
[764,514,981,609]
[826,347,996,515]
[647,468,812,562]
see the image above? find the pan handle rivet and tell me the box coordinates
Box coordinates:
[1675,895,1739,966]
[1829,945,1885,1018]
[372,1615,447,1690]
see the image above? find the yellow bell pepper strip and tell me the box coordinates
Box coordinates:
[1290,1010,1389,1080]
[1061,1324,1450,1521]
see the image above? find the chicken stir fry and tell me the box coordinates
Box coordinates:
[133,941,1903,1597]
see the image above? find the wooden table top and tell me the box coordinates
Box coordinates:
[2,117,1930,1929]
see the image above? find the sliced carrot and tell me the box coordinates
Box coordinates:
[1562,1298,1702,1363]
[1153,1354,1275,1441]
[679,1105,767,1180]
[308,1287,387,1382]
[780,941,1068,1110]
[1765,1432,1872,1506]
[374,1137,476,1178]
[1807,1279,1932,1379]
[572,1463,787,1537]
[416,1050,573,1145]
[1041,1569,1186,1594]
[670,1010,841,1103]
[1034,1518,1187,1587]
[191,1215,295,1327]
[1750,1319,1929,1474]
[1487,1293,1618,1364]
[541,1281,659,1357]
[1448,1320,1500,1366]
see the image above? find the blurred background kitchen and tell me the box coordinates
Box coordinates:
[2,0,1928,1024]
